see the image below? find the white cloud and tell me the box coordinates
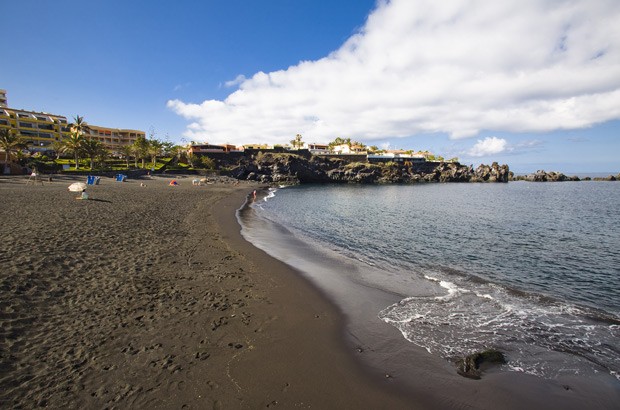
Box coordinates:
[467,137,508,157]
[168,0,620,145]
[224,75,247,88]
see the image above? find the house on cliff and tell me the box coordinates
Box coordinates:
[367,152,426,164]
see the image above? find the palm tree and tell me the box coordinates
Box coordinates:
[64,115,89,170]
[62,133,84,170]
[69,115,88,137]
[0,129,26,173]
[290,134,304,149]
[81,138,106,170]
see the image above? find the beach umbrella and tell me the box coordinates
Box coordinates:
[68,182,87,192]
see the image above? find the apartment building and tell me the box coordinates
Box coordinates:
[83,125,145,154]
[0,89,145,154]
[0,89,7,108]
[0,107,71,151]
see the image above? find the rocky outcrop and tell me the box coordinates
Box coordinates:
[228,153,510,185]
[514,170,580,182]
[592,174,618,181]
[455,349,507,380]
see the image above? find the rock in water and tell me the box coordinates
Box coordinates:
[455,349,506,379]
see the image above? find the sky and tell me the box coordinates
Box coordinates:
[2,0,619,174]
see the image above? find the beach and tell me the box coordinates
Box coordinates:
[3,175,619,410]
[0,175,414,409]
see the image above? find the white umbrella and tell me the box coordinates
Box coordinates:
[68,182,87,192]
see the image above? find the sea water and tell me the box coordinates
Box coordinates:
[240,182,620,381]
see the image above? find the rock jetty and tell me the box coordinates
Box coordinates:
[513,170,581,182]
[512,170,620,182]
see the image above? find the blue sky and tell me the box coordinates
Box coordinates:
[2,0,619,174]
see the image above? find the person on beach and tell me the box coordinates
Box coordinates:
[169,179,178,186]
[77,189,89,200]
[252,190,257,201]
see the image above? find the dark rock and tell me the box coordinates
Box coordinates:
[523,170,580,182]
[227,153,509,185]
[455,349,506,379]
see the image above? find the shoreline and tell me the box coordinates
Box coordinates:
[237,184,620,410]
[0,175,415,409]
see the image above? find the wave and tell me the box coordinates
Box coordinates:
[380,267,620,381]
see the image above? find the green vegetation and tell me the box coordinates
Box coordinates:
[0,128,27,169]
[65,115,88,169]
[5,116,182,174]
[328,137,366,150]
[290,133,304,149]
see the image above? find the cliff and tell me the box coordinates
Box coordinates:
[228,153,510,185]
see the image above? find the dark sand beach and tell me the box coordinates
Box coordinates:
[0,175,414,409]
[2,175,619,409]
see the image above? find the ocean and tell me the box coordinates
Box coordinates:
[238,181,620,382]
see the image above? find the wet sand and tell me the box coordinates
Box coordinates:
[0,175,414,409]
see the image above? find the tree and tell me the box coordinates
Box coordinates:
[62,133,84,170]
[328,137,352,150]
[172,144,186,162]
[199,155,215,170]
[118,144,133,169]
[186,149,195,168]
[64,115,89,170]
[81,138,106,170]
[161,139,175,158]
[0,128,26,170]
[290,134,304,149]
[130,144,141,168]
[51,140,65,160]
[69,115,88,138]
[132,135,150,168]
[147,138,163,168]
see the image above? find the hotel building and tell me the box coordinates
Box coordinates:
[83,125,145,154]
[0,107,71,151]
[0,89,7,108]
[0,89,145,154]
